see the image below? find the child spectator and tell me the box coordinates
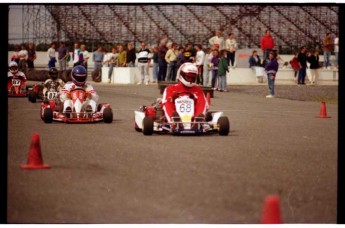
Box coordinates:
[217,50,229,92]
[307,49,320,85]
[289,51,300,81]
[211,49,220,90]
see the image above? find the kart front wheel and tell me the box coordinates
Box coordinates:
[103,107,113,123]
[142,117,153,135]
[43,108,53,123]
[30,93,37,103]
[218,116,230,136]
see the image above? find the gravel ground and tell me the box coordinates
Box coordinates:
[227,85,338,104]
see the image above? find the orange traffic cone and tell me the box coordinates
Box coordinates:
[206,92,211,105]
[316,101,331,118]
[21,132,50,170]
[260,195,282,224]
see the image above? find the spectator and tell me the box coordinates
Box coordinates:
[265,51,279,98]
[249,50,264,83]
[334,35,339,69]
[72,41,83,67]
[307,49,320,85]
[289,51,300,81]
[151,45,159,83]
[47,42,56,69]
[225,33,238,68]
[117,44,127,67]
[18,44,28,73]
[102,49,109,66]
[203,47,212,86]
[107,47,118,83]
[182,43,195,63]
[260,30,275,61]
[217,49,229,92]
[126,43,136,67]
[322,33,333,70]
[137,42,151,85]
[209,30,225,50]
[194,44,205,85]
[297,46,307,85]
[211,49,220,90]
[11,45,20,64]
[27,42,36,69]
[92,45,104,81]
[57,41,69,71]
[176,46,185,77]
[165,42,178,82]
[81,44,90,70]
[157,38,168,81]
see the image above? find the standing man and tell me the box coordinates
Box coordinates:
[157,38,168,82]
[137,42,151,85]
[260,30,275,61]
[165,42,178,82]
[194,44,205,85]
[209,30,225,50]
[72,41,83,67]
[117,44,127,67]
[81,44,90,70]
[27,42,36,69]
[182,43,195,64]
[92,45,104,81]
[322,33,333,70]
[107,46,118,83]
[334,34,339,69]
[126,43,136,67]
[297,46,307,85]
[47,42,56,69]
[18,44,28,73]
[57,41,69,71]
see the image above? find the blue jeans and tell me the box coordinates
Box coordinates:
[166,61,177,81]
[323,51,331,68]
[158,59,167,81]
[212,70,218,88]
[263,49,272,61]
[218,75,227,90]
[267,73,275,96]
[335,52,339,67]
[108,63,115,80]
[298,66,306,84]
[153,62,159,81]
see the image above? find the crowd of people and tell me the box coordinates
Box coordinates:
[10,29,339,98]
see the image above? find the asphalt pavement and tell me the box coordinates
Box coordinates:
[7,83,338,224]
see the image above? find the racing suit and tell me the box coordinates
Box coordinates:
[43,78,64,97]
[60,82,99,113]
[7,71,26,91]
[162,82,209,123]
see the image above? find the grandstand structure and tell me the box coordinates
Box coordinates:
[19,4,339,52]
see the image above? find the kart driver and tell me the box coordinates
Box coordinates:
[60,65,99,115]
[162,62,209,124]
[7,61,27,91]
[43,67,64,98]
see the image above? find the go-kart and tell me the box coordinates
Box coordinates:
[40,87,113,124]
[8,78,28,97]
[134,92,230,136]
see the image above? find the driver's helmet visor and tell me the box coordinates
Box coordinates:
[10,66,18,71]
[184,72,197,83]
[74,74,86,82]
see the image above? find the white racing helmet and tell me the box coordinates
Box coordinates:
[177,62,198,87]
[9,61,18,74]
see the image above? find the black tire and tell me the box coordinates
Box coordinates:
[103,107,113,123]
[218,116,230,136]
[28,92,32,102]
[142,116,154,135]
[205,112,213,122]
[43,108,53,123]
[30,93,37,103]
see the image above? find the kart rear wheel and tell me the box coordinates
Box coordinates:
[30,93,37,103]
[103,107,113,123]
[43,108,53,123]
[218,116,230,136]
[142,116,154,135]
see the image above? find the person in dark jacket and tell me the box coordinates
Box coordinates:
[265,51,279,98]
[307,49,320,85]
[249,50,262,68]
[297,46,307,85]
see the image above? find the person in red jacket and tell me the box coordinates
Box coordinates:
[162,62,209,124]
[260,30,275,61]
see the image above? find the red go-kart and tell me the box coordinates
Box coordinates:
[8,78,28,97]
[40,88,113,124]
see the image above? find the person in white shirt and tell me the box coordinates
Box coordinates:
[80,44,90,70]
[209,30,225,50]
[137,42,152,85]
[106,47,118,83]
[47,42,57,69]
[225,33,238,68]
[72,42,83,67]
[203,47,213,86]
[18,44,28,72]
[334,35,339,68]
[194,44,205,85]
